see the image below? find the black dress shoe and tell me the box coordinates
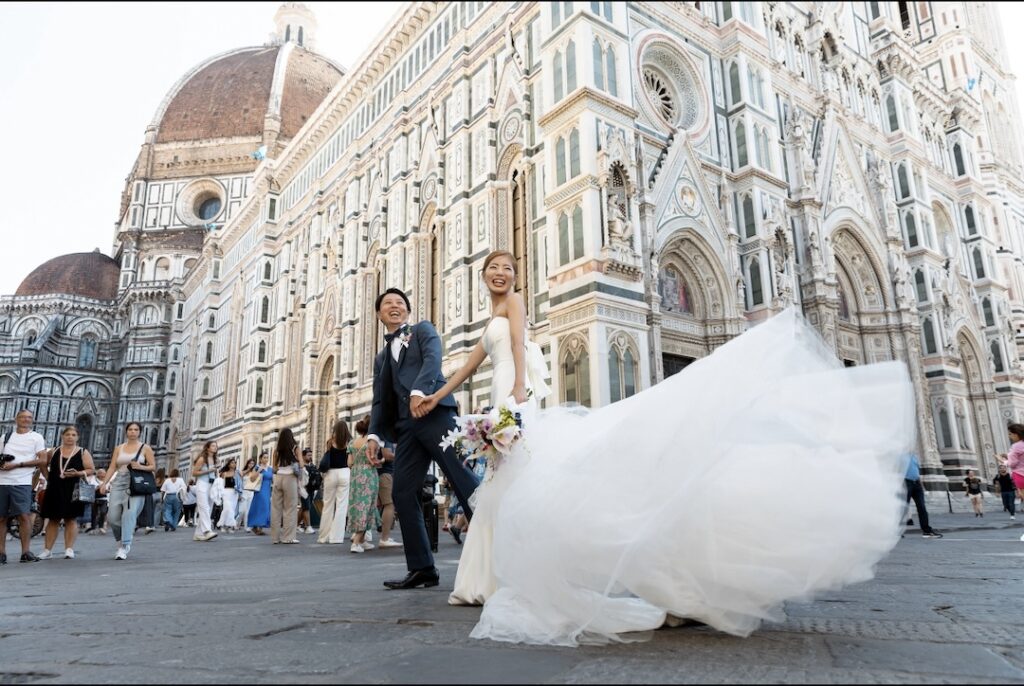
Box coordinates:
[384,568,440,590]
[450,526,462,545]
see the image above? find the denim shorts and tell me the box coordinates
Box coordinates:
[0,484,32,517]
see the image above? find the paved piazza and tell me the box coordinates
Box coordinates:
[1,517,1022,684]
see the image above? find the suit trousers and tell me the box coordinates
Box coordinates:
[393,407,479,571]
[272,471,299,543]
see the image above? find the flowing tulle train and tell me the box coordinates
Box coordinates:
[471,308,915,646]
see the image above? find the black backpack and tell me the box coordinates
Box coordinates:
[305,464,323,494]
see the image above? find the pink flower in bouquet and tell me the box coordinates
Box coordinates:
[490,425,521,454]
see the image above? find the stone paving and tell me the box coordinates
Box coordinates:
[0,512,1022,684]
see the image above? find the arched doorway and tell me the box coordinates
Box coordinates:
[655,230,733,378]
[75,415,93,452]
[315,357,336,455]
[829,228,894,364]
[956,332,996,479]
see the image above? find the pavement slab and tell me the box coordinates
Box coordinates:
[0,515,1022,683]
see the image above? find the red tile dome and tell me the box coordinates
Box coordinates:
[16,251,120,301]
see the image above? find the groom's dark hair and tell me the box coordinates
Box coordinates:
[375,287,411,313]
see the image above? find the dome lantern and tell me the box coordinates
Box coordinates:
[274,3,318,50]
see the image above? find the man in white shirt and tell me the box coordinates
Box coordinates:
[0,409,49,564]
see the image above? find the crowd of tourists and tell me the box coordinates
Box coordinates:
[0,410,409,562]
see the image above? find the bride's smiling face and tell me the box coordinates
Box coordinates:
[484,255,516,295]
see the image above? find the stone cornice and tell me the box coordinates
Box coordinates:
[544,175,601,211]
[537,87,639,131]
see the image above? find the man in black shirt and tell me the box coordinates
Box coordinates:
[994,464,1016,519]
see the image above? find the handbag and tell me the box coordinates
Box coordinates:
[243,471,263,492]
[128,445,159,496]
[56,447,94,503]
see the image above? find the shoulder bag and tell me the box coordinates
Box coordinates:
[243,470,263,492]
[128,444,159,496]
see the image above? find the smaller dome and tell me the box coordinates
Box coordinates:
[16,251,120,301]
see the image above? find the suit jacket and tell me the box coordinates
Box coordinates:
[369,320,457,444]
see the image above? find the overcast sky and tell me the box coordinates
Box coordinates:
[2,2,1024,296]
[0,1,403,296]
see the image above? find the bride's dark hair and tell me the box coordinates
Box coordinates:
[483,250,516,275]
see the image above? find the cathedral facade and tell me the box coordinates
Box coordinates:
[3,2,1024,493]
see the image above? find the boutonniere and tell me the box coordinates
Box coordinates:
[398,323,413,348]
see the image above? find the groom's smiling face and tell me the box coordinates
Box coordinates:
[378,293,410,331]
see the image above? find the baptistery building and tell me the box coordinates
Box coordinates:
[3,2,1024,494]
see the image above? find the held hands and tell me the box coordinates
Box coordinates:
[412,394,440,419]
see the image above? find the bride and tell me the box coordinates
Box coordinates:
[415,250,550,605]
[420,251,916,646]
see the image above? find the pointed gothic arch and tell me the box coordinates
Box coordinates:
[954,330,997,480]
[829,226,895,364]
[497,140,531,311]
[314,355,336,455]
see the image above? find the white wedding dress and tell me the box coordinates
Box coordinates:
[468,308,916,646]
[449,316,551,605]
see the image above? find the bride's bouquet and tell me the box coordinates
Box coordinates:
[439,398,526,479]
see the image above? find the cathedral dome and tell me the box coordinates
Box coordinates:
[152,42,343,144]
[15,250,120,301]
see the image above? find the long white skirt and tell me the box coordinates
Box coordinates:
[471,308,915,646]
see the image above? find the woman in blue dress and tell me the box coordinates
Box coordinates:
[245,452,273,535]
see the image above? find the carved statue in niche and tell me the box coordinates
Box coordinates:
[736,274,747,308]
[890,254,913,309]
[605,163,634,252]
[607,193,633,248]
[719,171,736,235]
[786,106,816,191]
[767,204,794,305]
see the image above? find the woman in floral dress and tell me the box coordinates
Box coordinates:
[347,416,381,554]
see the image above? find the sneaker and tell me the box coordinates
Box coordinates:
[923,531,944,538]
[64,549,75,559]
[145,527,155,534]
[1011,515,1016,520]
[350,543,365,553]
[364,531,373,543]
[361,541,375,550]
[306,526,316,534]
[204,531,218,541]
[37,549,52,560]
[115,547,127,560]
[20,551,40,563]
[378,538,403,548]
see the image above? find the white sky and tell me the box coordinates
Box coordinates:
[2,2,1024,296]
[0,1,403,295]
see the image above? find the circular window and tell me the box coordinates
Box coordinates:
[643,67,677,124]
[176,178,226,227]
[198,197,222,221]
[638,40,706,134]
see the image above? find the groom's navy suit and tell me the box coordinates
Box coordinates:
[369,320,479,572]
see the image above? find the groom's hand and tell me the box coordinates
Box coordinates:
[366,438,379,463]
[412,394,439,419]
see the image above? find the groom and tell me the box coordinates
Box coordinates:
[367,288,479,589]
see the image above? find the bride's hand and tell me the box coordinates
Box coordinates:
[512,385,528,405]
